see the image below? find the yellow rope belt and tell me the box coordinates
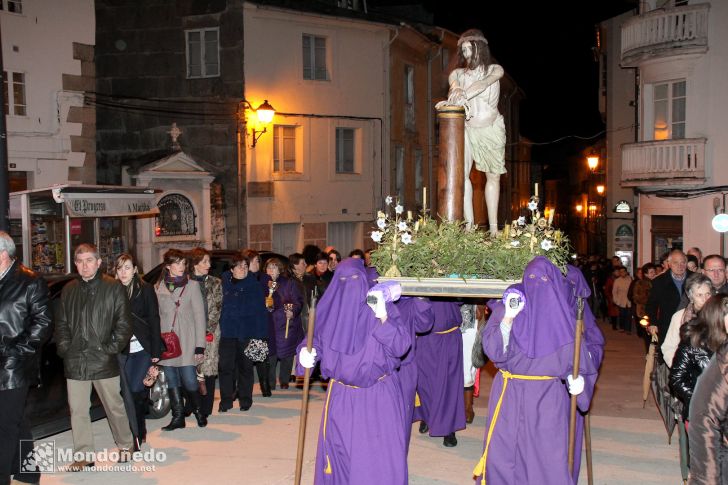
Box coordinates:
[472,369,557,484]
[435,326,460,334]
[322,375,389,476]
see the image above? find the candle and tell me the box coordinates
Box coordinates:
[407,210,413,221]
[423,187,427,208]
[534,183,539,197]
[548,208,554,226]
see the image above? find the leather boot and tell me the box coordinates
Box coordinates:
[188,390,207,427]
[162,387,186,431]
[443,432,457,447]
[132,391,148,448]
[257,362,272,397]
[464,386,475,424]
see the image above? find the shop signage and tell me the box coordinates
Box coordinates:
[614,200,632,213]
[63,193,159,218]
[614,224,634,251]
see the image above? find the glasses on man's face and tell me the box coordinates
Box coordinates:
[705,268,726,273]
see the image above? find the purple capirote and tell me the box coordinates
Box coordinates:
[296,258,413,484]
[413,300,466,437]
[474,257,604,485]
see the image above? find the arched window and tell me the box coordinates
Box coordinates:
[156,193,196,237]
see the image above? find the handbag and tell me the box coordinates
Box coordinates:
[160,286,186,360]
[244,339,269,363]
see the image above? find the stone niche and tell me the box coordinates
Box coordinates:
[133,150,215,273]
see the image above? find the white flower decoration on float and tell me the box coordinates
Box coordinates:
[527,200,538,211]
[541,239,553,251]
[397,221,408,232]
[395,204,404,215]
[401,233,413,245]
[377,218,386,229]
[385,196,393,206]
[517,216,526,226]
[377,211,386,219]
[510,240,521,247]
[371,231,383,243]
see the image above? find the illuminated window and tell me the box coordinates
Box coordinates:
[653,80,686,140]
[273,125,297,173]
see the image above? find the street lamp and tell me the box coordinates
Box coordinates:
[587,153,599,172]
[236,98,276,248]
[596,184,605,195]
[576,204,583,213]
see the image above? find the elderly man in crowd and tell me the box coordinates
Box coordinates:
[646,249,692,345]
[700,254,728,294]
[55,243,134,471]
[0,232,52,485]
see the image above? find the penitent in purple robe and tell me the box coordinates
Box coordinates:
[395,297,434,448]
[474,257,603,485]
[296,258,412,485]
[413,300,466,437]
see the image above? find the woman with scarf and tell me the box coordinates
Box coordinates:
[473,257,603,485]
[115,253,161,448]
[298,258,412,484]
[156,249,207,430]
[188,248,222,425]
[260,257,303,391]
[662,273,714,368]
[218,251,268,411]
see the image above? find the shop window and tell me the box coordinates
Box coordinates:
[156,193,196,237]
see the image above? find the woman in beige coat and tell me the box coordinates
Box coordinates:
[156,249,207,430]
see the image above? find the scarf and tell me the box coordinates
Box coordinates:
[164,272,189,292]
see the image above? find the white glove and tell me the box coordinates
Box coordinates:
[299,348,317,369]
[366,290,388,320]
[503,292,525,319]
[567,375,585,396]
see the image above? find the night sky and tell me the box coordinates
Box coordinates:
[395,1,638,174]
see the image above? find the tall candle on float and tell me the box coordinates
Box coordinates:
[534,183,539,197]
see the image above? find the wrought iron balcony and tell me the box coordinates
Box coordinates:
[621,3,709,67]
[621,138,706,188]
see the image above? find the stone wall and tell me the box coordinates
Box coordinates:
[95,0,246,248]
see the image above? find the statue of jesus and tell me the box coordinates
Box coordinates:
[436,29,506,235]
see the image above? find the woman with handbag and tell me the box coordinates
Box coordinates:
[156,249,207,430]
[115,253,162,448]
[218,251,269,411]
[188,248,222,426]
[261,257,304,391]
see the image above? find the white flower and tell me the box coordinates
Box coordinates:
[401,233,413,244]
[371,231,383,243]
[510,240,521,247]
[527,201,538,211]
[395,204,404,215]
[377,218,386,229]
[541,239,553,251]
[377,210,385,219]
[517,216,526,226]
[397,221,408,232]
[385,196,393,206]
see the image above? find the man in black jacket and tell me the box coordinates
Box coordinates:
[55,243,133,471]
[646,249,691,345]
[0,231,51,485]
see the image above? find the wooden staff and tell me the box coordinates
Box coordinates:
[585,413,594,485]
[294,296,317,485]
[568,297,584,474]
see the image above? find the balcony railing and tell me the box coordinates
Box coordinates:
[621,138,706,187]
[621,3,709,66]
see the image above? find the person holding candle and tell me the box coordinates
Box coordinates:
[261,257,303,391]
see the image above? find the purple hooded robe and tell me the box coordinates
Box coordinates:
[296,258,412,485]
[395,297,434,448]
[473,257,604,485]
[413,300,466,437]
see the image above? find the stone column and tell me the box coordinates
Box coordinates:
[436,106,465,222]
